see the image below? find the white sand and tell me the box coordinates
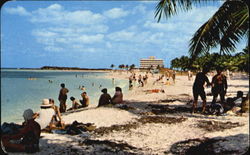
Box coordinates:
[8,71,249,155]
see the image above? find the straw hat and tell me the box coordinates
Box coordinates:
[40,99,52,107]
[23,109,34,121]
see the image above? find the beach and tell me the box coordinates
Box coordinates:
[6,70,249,155]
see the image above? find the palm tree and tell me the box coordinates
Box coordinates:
[155,0,249,58]
[110,64,115,70]
[129,64,135,70]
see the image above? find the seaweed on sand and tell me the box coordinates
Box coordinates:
[169,135,249,155]
[94,122,139,136]
[148,104,192,114]
[94,116,187,136]
[137,116,187,124]
[196,120,244,132]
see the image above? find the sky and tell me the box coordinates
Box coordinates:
[1,0,247,68]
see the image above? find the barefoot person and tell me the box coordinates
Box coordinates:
[2,109,41,153]
[192,67,210,113]
[58,83,69,113]
[211,67,228,105]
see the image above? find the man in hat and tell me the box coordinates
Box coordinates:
[2,109,41,153]
[58,83,69,113]
[98,88,111,107]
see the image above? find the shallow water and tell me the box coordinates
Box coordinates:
[1,69,128,123]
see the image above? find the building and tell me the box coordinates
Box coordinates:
[140,56,164,69]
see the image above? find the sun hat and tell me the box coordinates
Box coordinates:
[40,99,52,108]
[23,109,34,121]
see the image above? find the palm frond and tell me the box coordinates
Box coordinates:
[189,0,249,58]
[155,0,216,22]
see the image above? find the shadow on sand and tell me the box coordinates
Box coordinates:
[167,134,249,155]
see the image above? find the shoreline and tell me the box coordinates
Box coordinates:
[4,71,249,154]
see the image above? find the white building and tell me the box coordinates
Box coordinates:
[140,56,164,69]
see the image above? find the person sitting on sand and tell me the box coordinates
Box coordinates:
[233,91,244,106]
[69,96,81,110]
[34,99,55,130]
[98,88,112,107]
[2,109,41,153]
[111,87,123,104]
[223,91,247,113]
[80,92,90,107]
[49,99,64,128]
[192,67,211,113]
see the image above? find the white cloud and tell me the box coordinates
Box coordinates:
[32,30,57,37]
[104,8,129,19]
[107,31,135,41]
[5,6,30,16]
[77,34,104,44]
[132,4,147,14]
[144,21,176,31]
[29,4,105,25]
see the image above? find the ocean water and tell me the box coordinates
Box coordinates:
[1,69,128,124]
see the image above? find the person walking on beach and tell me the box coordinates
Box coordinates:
[58,83,69,113]
[211,67,228,105]
[188,70,193,81]
[192,67,210,114]
[98,88,112,107]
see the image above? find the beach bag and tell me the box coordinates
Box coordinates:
[209,103,224,115]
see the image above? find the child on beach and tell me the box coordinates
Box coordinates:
[192,67,211,113]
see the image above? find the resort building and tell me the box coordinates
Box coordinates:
[140,56,164,69]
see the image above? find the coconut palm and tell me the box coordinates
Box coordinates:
[155,0,249,58]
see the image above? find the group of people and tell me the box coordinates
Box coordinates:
[58,83,89,113]
[192,66,247,115]
[98,87,123,107]
[1,83,124,153]
[129,73,149,89]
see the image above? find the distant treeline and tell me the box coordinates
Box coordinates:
[40,66,111,71]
